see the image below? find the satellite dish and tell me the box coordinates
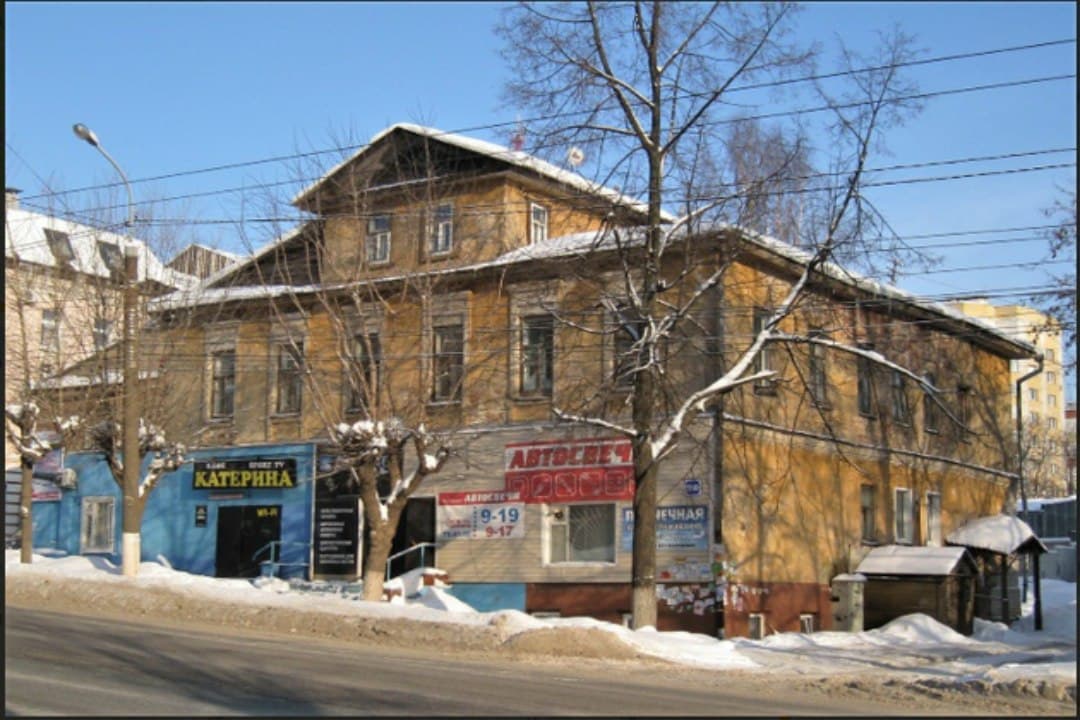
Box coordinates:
[567,146,585,167]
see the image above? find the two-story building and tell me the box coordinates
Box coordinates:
[38,125,1035,636]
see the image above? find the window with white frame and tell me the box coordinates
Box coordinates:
[1046,371,1056,384]
[1029,387,1039,401]
[97,241,124,274]
[275,342,304,414]
[211,350,236,419]
[753,308,776,394]
[41,308,60,352]
[44,228,75,264]
[430,203,454,255]
[894,488,914,544]
[799,613,816,634]
[546,503,615,563]
[530,203,548,244]
[80,496,115,554]
[93,318,113,351]
[520,314,553,396]
[367,214,391,264]
[1048,393,1057,408]
[926,492,942,546]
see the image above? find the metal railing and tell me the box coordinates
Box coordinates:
[385,542,437,580]
[252,540,311,578]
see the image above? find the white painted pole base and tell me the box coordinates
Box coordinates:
[122,532,141,577]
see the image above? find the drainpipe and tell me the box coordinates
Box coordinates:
[1015,353,1043,628]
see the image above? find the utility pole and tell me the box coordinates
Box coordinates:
[1015,354,1044,629]
[73,123,142,577]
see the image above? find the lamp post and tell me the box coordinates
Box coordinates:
[73,123,142,577]
[1015,354,1044,629]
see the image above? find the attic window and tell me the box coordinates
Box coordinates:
[44,229,75,264]
[97,241,124,273]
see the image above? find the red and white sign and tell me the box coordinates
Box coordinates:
[437,490,524,540]
[504,438,635,503]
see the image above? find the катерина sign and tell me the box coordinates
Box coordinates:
[193,458,297,489]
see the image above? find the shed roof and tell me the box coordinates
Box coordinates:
[946,514,1049,555]
[855,545,975,576]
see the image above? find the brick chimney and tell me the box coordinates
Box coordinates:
[5,187,21,209]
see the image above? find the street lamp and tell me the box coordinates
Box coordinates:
[73,122,142,577]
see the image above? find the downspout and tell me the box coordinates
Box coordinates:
[1015,353,1044,629]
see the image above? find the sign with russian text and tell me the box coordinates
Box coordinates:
[504,438,634,503]
[32,478,61,502]
[621,504,709,551]
[314,498,360,577]
[193,458,297,490]
[437,490,525,540]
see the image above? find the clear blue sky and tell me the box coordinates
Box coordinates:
[5,1,1076,391]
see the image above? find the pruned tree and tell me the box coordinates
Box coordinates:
[4,403,79,563]
[498,1,924,627]
[86,417,187,571]
[1034,186,1076,372]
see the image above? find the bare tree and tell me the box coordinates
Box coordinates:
[498,1,923,627]
[1034,186,1076,372]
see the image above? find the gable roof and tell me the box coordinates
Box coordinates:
[855,545,976,576]
[291,123,669,220]
[946,514,1049,555]
[4,207,196,290]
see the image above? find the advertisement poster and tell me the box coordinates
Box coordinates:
[504,438,634,503]
[621,504,709,551]
[437,490,525,540]
[313,498,360,577]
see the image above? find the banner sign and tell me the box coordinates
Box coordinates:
[437,490,525,540]
[193,458,297,490]
[504,438,634,503]
[32,478,61,502]
[314,498,360,577]
[621,505,709,551]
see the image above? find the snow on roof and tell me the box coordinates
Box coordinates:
[946,514,1049,555]
[291,123,670,221]
[855,545,974,576]
[4,207,196,290]
[1018,495,1076,512]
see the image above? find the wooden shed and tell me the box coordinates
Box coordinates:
[855,545,978,635]
[946,514,1049,624]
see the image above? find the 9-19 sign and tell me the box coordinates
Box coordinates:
[438,491,525,540]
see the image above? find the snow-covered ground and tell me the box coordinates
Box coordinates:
[5,550,1075,700]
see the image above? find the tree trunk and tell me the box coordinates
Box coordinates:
[19,458,33,564]
[631,440,658,628]
[362,520,396,602]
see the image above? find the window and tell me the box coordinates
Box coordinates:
[367,215,391,264]
[891,371,911,425]
[923,373,939,434]
[1029,388,1039,402]
[348,333,382,413]
[1046,371,1056,384]
[430,203,453,255]
[1010,359,1020,373]
[926,492,942,546]
[211,350,236,418]
[857,346,875,417]
[80,497,115,554]
[93,318,113,351]
[432,324,464,402]
[547,503,615,563]
[40,308,59,352]
[799,614,816,634]
[808,329,829,406]
[894,488,914,544]
[956,385,973,440]
[753,308,776,394]
[1048,417,1058,429]
[520,315,553,396]
[612,305,645,388]
[530,203,548,244]
[44,228,75,264]
[1046,348,1056,362]
[275,343,303,414]
[1048,393,1057,408]
[860,484,876,542]
[97,241,124,273]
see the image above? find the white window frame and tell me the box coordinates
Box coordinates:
[80,496,116,554]
[894,488,914,544]
[520,314,554,397]
[925,491,942,546]
[799,613,816,634]
[530,203,548,244]
[93,318,113,351]
[211,349,236,419]
[430,202,454,256]
[543,502,617,565]
[40,308,60,352]
[275,341,304,415]
[367,214,392,265]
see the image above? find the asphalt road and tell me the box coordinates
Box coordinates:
[3,606,971,716]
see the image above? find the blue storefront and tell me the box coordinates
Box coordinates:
[30,442,317,579]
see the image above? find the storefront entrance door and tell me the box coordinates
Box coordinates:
[215,505,281,577]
